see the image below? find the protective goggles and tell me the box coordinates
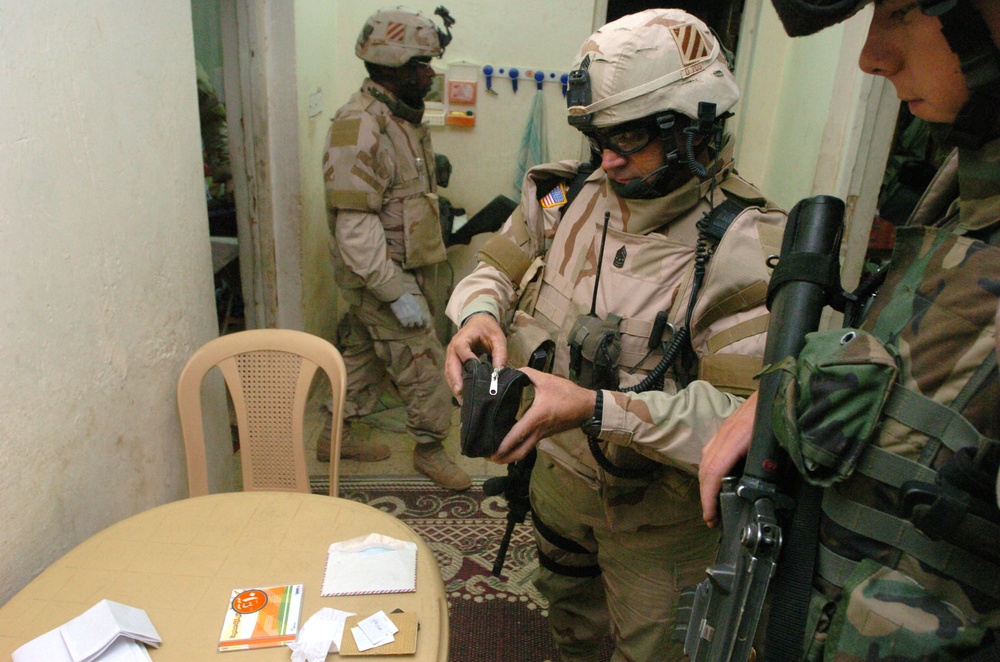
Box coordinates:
[585,123,660,156]
[407,57,434,70]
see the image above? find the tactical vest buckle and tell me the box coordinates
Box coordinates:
[900,480,971,541]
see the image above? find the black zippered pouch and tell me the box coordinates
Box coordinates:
[459,358,531,458]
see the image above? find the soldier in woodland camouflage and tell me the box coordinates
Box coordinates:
[699,0,1000,658]
[445,10,786,660]
[321,6,470,490]
[196,60,231,205]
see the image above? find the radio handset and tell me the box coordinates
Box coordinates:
[568,211,621,391]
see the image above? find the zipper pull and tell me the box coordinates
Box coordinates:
[489,368,500,395]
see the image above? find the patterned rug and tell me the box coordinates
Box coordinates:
[311,476,610,661]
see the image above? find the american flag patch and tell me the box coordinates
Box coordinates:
[386,22,406,43]
[540,183,568,209]
[670,24,710,66]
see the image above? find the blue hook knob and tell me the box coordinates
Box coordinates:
[509,67,519,93]
[560,73,569,97]
[483,64,494,91]
[534,70,545,91]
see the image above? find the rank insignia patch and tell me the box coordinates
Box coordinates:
[614,245,627,268]
[540,183,568,209]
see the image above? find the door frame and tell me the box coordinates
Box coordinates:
[219,0,303,331]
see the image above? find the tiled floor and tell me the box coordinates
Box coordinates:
[303,382,505,483]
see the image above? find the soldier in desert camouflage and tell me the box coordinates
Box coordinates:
[445,10,786,659]
[320,6,470,491]
[699,0,1000,658]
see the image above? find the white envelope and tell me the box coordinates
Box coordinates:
[321,533,417,596]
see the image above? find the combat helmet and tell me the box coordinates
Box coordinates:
[356,6,454,68]
[770,0,1000,148]
[566,8,738,131]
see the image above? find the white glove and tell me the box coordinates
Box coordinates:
[389,292,428,328]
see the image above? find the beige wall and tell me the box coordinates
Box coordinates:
[0,1,233,603]
[295,0,597,341]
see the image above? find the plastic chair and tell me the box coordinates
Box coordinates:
[177,329,345,497]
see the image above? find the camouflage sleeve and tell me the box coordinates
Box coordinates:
[445,260,518,327]
[333,209,406,302]
[324,110,405,301]
[598,384,744,473]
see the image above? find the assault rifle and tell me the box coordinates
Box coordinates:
[684,195,846,662]
[484,449,535,577]
[484,343,553,577]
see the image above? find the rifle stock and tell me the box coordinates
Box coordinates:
[684,195,845,662]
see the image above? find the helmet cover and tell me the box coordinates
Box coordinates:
[356,7,444,67]
[568,9,739,129]
[770,0,870,37]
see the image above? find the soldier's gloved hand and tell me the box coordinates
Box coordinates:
[389,292,428,328]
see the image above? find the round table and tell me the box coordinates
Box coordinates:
[0,492,448,660]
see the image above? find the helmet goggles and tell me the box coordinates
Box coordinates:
[585,121,660,156]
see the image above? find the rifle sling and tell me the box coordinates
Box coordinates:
[761,481,822,662]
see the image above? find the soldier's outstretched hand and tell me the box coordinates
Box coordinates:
[445,312,508,401]
[490,368,596,464]
[699,390,757,528]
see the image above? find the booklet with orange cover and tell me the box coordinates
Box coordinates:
[218,584,303,652]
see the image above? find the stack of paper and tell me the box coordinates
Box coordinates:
[12,600,161,662]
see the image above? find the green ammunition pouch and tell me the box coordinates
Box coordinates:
[771,327,1000,605]
[769,328,899,487]
[568,313,622,391]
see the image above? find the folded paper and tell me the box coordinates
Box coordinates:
[12,600,160,662]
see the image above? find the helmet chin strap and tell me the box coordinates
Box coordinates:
[368,85,425,124]
[611,156,678,199]
[924,0,1000,148]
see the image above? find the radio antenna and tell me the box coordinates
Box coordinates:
[590,211,611,316]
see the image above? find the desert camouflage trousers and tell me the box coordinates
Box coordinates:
[335,294,451,446]
[529,453,718,661]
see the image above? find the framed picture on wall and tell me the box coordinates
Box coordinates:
[447,79,476,105]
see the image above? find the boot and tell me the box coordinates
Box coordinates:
[414,443,471,491]
[317,416,391,463]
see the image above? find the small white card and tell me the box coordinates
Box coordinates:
[350,625,393,652]
[357,610,398,645]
